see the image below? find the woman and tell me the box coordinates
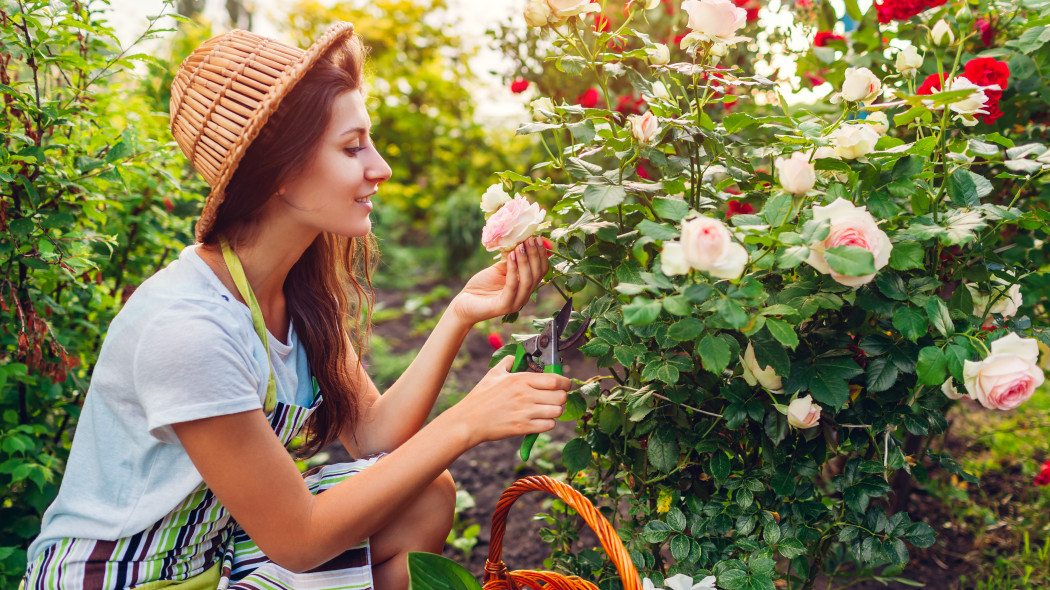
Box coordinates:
[23,23,569,590]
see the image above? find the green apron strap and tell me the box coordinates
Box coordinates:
[219,236,277,414]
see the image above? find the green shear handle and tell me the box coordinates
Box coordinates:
[510,342,562,461]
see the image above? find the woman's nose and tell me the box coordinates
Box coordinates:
[366,149,392,185]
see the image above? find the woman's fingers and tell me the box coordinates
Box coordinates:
[502,251,520,310]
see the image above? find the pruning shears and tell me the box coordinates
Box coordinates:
[510,298,591,461]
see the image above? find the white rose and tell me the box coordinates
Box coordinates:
[895,46,923,78]
[681,0,749,44]
[805,198,892,287]
[524,0,552,26]
[941,379,966,400]
[545,0,600,20]
[944,76,988,127]
[530,97,555,122]
[931,19,954,46]
[664,573,718,590]
[968,281,1023,327]
[866,111,889,135]
[680,216,749,279]
[480,184,512,214]
[660,241,691,276]
[963,333,1045,411]
[741,342,783,392]
[651,81,671,101]
[628,111,659,144]
[775,151,816,195]
[646,43,670,65]
[481,196,548,252]
[644,0,661,8]
[840,67,882,104]
[833,123,880,160]
[787,395,821,429]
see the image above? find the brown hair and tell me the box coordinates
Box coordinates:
[203,34,375,455]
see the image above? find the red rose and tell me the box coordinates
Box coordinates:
[510,78,529,94]
[975,19,995,47]
[916,72,948,95]
[962,58,1010,92]
[1035,460,1050,486]
[636,161,652,180]
[875,0,948,24]
[487,332,504,350]
[540,237,554,256]
[726,199,755,219]
[813,31,845,47]
[576,88,600,108]
[593,12,611,32]
[732,0,760,22]
[615,94,645,115]
[979,100,1003,125]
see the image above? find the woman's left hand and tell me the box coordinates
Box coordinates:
[450,237,550,326]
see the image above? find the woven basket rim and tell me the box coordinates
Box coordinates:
[169,22,355,243]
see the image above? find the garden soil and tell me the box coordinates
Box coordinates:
[323,280,1029,589]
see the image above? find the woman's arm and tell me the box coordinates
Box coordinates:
[345,237,549,457]
[173,355,570,572]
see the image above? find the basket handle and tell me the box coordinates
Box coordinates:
[483,475,642,590]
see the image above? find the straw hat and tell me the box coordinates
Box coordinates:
[170,22,356,242]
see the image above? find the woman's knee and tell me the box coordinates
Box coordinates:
[427,469,457,533]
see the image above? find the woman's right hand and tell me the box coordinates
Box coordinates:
[452,355,572,446]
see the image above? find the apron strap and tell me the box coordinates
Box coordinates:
[219,236,278,414]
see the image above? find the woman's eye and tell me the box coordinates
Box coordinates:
[344,146,365,157]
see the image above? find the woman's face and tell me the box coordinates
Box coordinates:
[276,90,391,238]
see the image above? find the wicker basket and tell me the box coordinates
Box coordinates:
[482,476,642,590]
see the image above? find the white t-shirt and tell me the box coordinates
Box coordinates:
[28,246,316,562]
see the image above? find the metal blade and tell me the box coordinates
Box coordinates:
[539,319,559,369]
[557,316,591,351]
[552,298,574,339]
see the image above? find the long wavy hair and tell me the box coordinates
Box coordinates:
[202,33,375,456]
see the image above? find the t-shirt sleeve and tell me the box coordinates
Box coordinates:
[133,302,265,444]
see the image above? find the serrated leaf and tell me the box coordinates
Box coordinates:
[926,297,953,337]
[888,241,925,271]
[583,184,627,212]
[777,538,807,559]
[710,451,730,481]
[408,552,483,590]
[698,334,732,375]
[638,219,680,240]
[653,197,690,221]
[916,347,947,386]
[764,317,798,349]
[866,356,899,393]
[892,306,928,341]
[824,245,876,276]
[623,298,662,326]
[562,438,592,475]
[648,433,679,472]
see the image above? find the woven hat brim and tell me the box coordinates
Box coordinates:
[192,22,356,242]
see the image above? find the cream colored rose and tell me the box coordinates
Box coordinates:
[941,379,965,400]
[805,198,892,287]
[680,216,748,279]
[481,196,548,252]
[968,281,1023,327]
[545,0,600,20]
[833,123,880,160]
[681,0,749,44]
[530,97,555,122]
[660,241,691,275]
[741,342,783,392]
[646,43,670,65]
[931,19,954,46]
[524,0,552,26]
[895,46,923,78]
[480,184,512,214]
[644,0,661,8]
[867,111,889,135]
[944,77,988,126]
[840,67,882,104]
[628,111,659,144]
[963,333,1045,410]
[651,81,671,101]
[775,151,816,195]
[787,395,821,429]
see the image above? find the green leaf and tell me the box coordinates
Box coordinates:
[810,372,850,409]
[765,318,798,349]
[653,196,690,221]
[714,299,748,328]
[670,534,692,561]
[407,552,483,590]
[752,338,790,380]
[638,219,679,240]
[888,241,924,271]
[642,359,680,385]
[668,317,704,341]
[916,347,947,386]
[648,433,679,472]
[762,192,794,227]
[718,569,748,590]
[777,538,807,559]
[662,294,692,316]
[666,507,687,532]
[875,272,908,301]
[583,184,627,212]
[866,356,899,393]
[724,112,758,134]
[904,522,936,548]
[946,169,979,207]
[891,155,923,181]
[892,306,928,341]
[641,520,674,543]
[710,451,730,481]
[925,297,953,337]
[824,245,876,277]
[623,298,662,326]
[561,392,586,422]
[1010,25,1050,53]
[698,334,732,375]
[562,438,592,475]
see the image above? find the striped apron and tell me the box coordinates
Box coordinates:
[23,391,380,589]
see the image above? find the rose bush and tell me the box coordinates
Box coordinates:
[489,0,1050,587]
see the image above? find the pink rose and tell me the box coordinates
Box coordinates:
[680,216,748,279]
[681,0,748,43]
[787,395,821,429]
[545,0,600,20]
[481,196,548,252]
[805,198,892,287]
[963,333,1044,411]
[628,111,659,144]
